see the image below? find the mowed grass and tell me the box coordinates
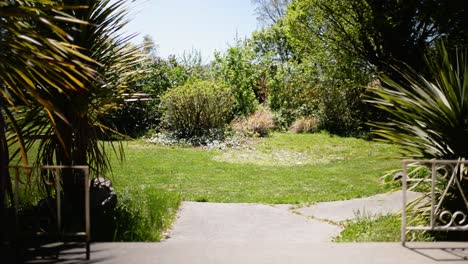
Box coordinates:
[110,132,401,204]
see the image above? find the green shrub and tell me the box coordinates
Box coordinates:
[290,116,319,133]
[232,107,274,137]
[160,80,235,139]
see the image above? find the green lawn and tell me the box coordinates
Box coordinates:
[111,132,401,204]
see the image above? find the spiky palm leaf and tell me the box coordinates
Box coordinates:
[370,42,468,160]
[26,0,144,182]
[1,0,96,209]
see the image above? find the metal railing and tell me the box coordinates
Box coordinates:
[402,160,468,245]
[9,165,90,259]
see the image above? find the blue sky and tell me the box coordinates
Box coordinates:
[124,0,259,61]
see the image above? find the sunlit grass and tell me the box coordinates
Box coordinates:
[111,132,401,204]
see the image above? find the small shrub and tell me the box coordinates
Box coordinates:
[290,116,319,133]
[160,80,234,140]
[233,108,274,137]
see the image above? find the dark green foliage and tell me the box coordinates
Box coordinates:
[107,56,186,138]
[371,42,468,159]
[286,0,467,79]
[283,0,468,136]
[160,80,235,140]
[316,62,372,136]
[104,100,160,138]
[268,62,319,119]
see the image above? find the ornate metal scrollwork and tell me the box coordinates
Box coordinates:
[438,210,468,228]
[402,159,468,245]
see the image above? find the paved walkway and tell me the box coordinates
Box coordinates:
[26,241,468,264]
[25,191,468,264]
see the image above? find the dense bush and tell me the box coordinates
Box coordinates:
[103,100,160,138]
[232,107,275,137]
[317,84,366,136]
[160,80,235,140]
[268,63,319,118]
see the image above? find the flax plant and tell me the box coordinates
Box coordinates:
[370,42,468,238]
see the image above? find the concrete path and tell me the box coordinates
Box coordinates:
[169,202,342,242]
[25,191,468,264]
[26,242,468,263]
[169,190,421,243]
[297,190,422,222]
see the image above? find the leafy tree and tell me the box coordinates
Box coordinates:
[251,21,297,64]
[268,61,319,125]
[252,0,291,25]
[315,54,373,135]
[212,40,258,116]
[285,0,467,78]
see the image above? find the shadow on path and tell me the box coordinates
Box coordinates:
[405,244,468,262]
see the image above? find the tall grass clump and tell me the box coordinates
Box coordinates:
[290,116,319,133]
[232,107,275,137]
[335,214,433,242]
[112,189,181,241]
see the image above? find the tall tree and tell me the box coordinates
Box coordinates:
[251,21,297,64]
[252,0,291,25]
[212,40,258,115]
[285,0,467,77]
